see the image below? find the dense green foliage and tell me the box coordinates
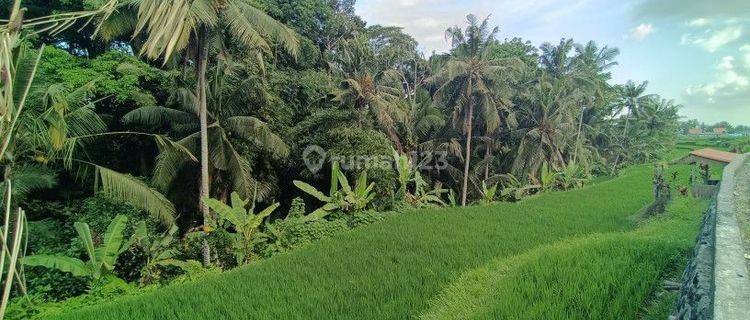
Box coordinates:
[1,0,729,317]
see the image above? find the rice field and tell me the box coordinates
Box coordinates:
[48,164,703,320]
[420,197,707,320]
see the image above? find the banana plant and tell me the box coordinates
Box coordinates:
[447,190,458,207]
[130,222,188,284]
[393,150,446,208]
[393,150,413,199]
[537,162,559,192]
[293,161,376,218]
[23,215,130,280]
[204,192,279,264]
[479,180,498,205]
[409,171,447,208]
[498,174,537,202]
[557,163,590,190]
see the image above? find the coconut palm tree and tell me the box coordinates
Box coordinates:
[124,56,288,204]
[539,38,576,78]
[431,14,519,206]
[328,37,407,151]
[123,0,300,227]
[572,41,619,102]
[512,74,580,177]
[611,80,654,169]
[403,96,446,152]
[573,41,619,80]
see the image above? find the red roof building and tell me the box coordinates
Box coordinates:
[680,148,738,166]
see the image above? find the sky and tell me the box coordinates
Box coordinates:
[354,0,750,126]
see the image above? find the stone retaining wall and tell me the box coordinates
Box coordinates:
[670,153,750,320]
[670,200,715,319]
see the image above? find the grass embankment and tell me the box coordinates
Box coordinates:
[421,197,708,320]
[51,165,691,320]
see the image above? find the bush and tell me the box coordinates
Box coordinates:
[287,197,306,219]
[261,218,350,256]
[182,229,236,270]
[72,194,160,236]
[24,220,87,300]
[294,120,396,211]
[6,276,142,320]
[348,210,387,228]
[69,194,162,281]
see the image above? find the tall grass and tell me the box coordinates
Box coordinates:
[420,197,708,320]
[49,165,691,320]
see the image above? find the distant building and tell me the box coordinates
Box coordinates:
[688,128,703,135]
[678,148,738,167]
[713,127,727,135]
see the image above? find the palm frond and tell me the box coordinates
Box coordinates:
[152,133,198,191]
[96,165,176,226]
[123,106,195,127]
[225,116,289,158]
[224,0,300,57]
[0,164,58,199]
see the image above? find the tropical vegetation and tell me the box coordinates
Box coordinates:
[0,0,720,318]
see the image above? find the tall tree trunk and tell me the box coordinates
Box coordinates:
[611,107,631,172]
[484,140,491,180]
[139,145,149,176]
[196,30,211,267]
[461,103,474,207]
[572,107,584,165]
[387,127,404,153]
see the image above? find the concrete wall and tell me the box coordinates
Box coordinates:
[713,153,750,320]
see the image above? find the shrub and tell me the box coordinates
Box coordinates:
[348,210,387,228]
[6,276,142,320]
[182,229,230,269]
[25,220,86,300]
[287,197,306,219]
[261,218,350,256]
[73,194,160,237]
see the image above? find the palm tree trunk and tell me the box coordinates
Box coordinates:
[387,128,404,153]
[572,107,584,165]
[196,30,211,267]
[484,140,491,180]
[461,103,474,206]
[612,108,630,171]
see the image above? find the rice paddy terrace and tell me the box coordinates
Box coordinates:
[48,162,709,320]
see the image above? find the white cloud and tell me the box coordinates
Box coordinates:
[628,23,655,41]
[687,18,710,27]
[397,0,421,7]
[683,54,750,125]
[681,25,743,52]
[741,44,750,67]
[686,56,749,97]
[355,0,593,53]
